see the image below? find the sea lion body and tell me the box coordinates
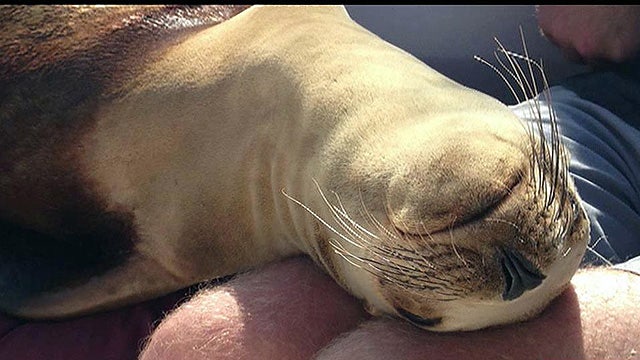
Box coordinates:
[0,5,588,331]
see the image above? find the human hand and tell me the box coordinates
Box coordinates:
[537,5,640,65]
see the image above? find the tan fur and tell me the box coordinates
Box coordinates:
[0,5,588,331]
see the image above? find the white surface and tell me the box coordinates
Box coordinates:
[346,5,588,104]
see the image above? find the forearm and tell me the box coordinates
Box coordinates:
[537,5,640,65]
[572,268,640,359]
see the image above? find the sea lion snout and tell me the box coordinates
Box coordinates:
[338,106,590,330]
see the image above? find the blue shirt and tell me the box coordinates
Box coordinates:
[511,84,640,274]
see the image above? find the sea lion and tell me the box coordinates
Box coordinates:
[0,5,588,331]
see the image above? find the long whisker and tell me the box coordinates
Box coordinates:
[281,187,364,251]
[476,31,592,265]
[585,235,613,266]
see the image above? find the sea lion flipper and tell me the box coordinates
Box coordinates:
[0,220,184,319]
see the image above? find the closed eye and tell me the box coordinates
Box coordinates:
[396,307,442,327]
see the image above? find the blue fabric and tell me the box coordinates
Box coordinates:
[510,84,640,268]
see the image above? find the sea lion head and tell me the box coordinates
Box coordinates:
[292,43,589,332]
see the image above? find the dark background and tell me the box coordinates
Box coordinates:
[346,5,587,105]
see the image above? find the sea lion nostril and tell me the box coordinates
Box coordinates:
[501,248,546,301]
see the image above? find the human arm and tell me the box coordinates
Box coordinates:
[140,257,640,360]
[536,5,640,65]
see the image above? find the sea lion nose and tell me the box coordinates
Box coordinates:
[501,248,546,300]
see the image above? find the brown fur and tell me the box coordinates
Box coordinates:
[0,4,248,311]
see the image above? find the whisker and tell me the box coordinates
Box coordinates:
[281,186,364,253]
[358,191,400,242]
[474,55,522,104]
[476,31,587,268]
[586,244,614,266]
[332,191,379,242]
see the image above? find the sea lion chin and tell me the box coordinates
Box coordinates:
[0,5,588,331]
